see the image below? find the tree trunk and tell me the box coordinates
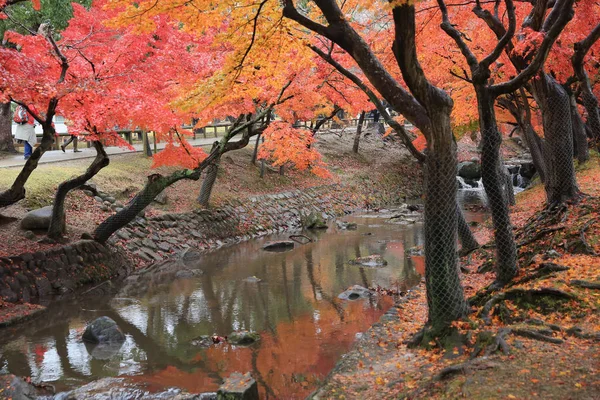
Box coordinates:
[48,141,109,239]
[533,74,580,205]
[503,165,516,206]
[570,94,589,163]
[142,130,152,157]
[279,164,284,176]
[94,147,219,243]
[197,160,219,208]
[0,125,55,207]
[94,169,205,243]
[522,124,547,183]
[353,111,366,153]
[423,113,468,330]
[476,86,518,284]
[457,207,479,253]
[251,133,261,165]
[0,102,16,153]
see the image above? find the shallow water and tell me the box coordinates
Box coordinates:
[0,212,426,398]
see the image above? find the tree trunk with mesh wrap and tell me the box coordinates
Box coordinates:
[569,94,589,164]
[457,207,479,253]
[476,86,518,284]
[197,160,219,208]
[423,112,468,330]
[533,74,580,205]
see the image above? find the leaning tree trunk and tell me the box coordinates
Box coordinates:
[353,111,366,153]
[477,86,518,284]
[533,74,580,205]
[197,159,219,208]
[94,148,219,243]
[48,141,109,239]
[570,94,589,163]
[0,102,16,153]
[0,125,54,207]
[457,206,479,254]
[94,168,207,243]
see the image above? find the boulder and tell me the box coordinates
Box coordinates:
[20,206,53,230]
[217,372,259,400]
[262,240,294,252]
[0,374,37,400]
[458,161,481,180]
[519,162,536,180]
[348,255,388,267]
[338,285,374,301]
[302,212,328,230]
[228,331,260,346]
[154,191,168,205]
[336,221,358,230]
[83,316,126,344]
[84,340,124,360]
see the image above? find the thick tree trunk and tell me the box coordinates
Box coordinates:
[0,125,54,207]
[423,122,468,329]
[197,160,219,208]
[353,111,366,153]
[477,86,518,284]
[48,142,109,239]
[570,95,589,163]
[457,207,479,253]
[0,102,16,153]
[533,74,580,205]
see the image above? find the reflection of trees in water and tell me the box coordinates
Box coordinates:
[304,248,345,321]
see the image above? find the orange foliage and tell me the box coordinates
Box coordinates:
[258,122,332,179]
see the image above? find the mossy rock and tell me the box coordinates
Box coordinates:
[228,331,260,346]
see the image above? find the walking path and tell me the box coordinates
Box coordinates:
[0,137,225,169]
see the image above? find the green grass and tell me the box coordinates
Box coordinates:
[0,154,157,208]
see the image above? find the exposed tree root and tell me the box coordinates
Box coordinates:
[480,288,576,325]
[570,280,600,290]
[511,263,570,286]
[574,217,598,255]
[433,358,500,381]
[517,226,565,247]
[510,328,564,344]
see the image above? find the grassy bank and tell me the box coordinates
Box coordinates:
[0,131,423,256]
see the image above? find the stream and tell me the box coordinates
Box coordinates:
[0,210,432,399]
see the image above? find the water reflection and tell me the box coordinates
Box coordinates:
[0,214,424,398]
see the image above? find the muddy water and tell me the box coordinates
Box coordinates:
[0,212,425,399]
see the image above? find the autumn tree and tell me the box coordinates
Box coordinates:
[0,0,91,153]
[433,0,574,284]
[279,0,470,339]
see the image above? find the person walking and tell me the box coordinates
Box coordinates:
[61,134,80,153]
[13,104,38,160]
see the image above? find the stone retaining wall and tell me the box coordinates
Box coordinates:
[112,184,359,263]
[0,241,131,304]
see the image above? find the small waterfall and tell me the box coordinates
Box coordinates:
[456,176,469,189]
